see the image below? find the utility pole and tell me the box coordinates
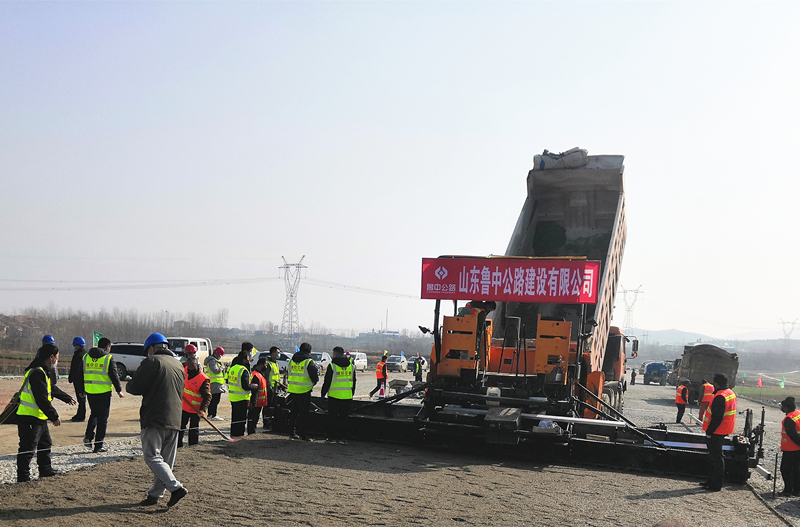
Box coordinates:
[280,256,306,349]
[780,318,798,353]
[620,284,644,337]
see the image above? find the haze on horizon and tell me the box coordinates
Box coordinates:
[1,2,798,342]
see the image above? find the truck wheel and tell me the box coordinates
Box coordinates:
[644,376,650,385]
[116,363,128,381]
[659,378,666,386]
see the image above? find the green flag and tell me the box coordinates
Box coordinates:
[781,376,786,389]
[93,331,103,347]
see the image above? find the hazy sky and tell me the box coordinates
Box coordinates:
[1,1,798,341]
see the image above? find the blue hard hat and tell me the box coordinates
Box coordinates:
[42,334,55,345]
[72,336,86,346]
[143,332,168,351]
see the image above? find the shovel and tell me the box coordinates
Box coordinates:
[182,396,242,442]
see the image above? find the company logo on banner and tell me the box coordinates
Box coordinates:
[420,258,601,304]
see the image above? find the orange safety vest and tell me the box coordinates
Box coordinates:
[782,410,800,452]
[702,389,737,435]
[701,383,715,404]
[182,371,210,414]
[251,370,268,408]
[376,361,386,380]
[675,385,688,404]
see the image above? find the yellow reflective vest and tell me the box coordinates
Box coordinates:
[288,359,314,394]
[226,364,250,403]
[16,367,51,421]
[328,363,354,400]
[267,361,280,389]
[83,354,113,394]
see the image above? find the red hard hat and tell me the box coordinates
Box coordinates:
[213,346,225,356]
[184,344,197,354]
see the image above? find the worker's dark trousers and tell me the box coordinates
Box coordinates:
[414,371,423,382]
[85,392,112,449]
[17,418,52,480]
[781,450,800,494]
[369,379,385,397]
[247,404,268,434]
[178,410,201,447]
[72,392,86,420]
[707,434,725,489]
[289,391,312,437]
[327,398,351,440]
[230,400,249,437]
[675,403,686,423]
[207,392,221,418]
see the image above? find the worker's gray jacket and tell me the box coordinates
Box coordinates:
[126,350,184,430]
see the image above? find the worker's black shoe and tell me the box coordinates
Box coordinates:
[83,436,93,449]
[139,495,159,506]
[290,433,301,440]
[17,473,31,483]
[94,446,108,453]
[70,415,85,422]
[167,487,187,507]
[780,490,794,497]
[38,468,60,478]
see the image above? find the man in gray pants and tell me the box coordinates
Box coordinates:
[126,332,188,507]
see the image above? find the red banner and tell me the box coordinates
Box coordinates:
[421,258,601,304]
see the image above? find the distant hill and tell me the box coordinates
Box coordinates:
[628,328,716,347]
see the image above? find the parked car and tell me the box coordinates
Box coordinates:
[167,337,213,362]
[249,350,293,376]
[311,351,332,373]
[347,352,368,372]
[110,342,180,380]
[385,355,408,373]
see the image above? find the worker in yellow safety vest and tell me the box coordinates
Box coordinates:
[321,346,356,444]
[80,337,124,453]
[16,343,76,482]
[369,353,388,398]
[227,352,257,439]
[179,357,211,447]
[204,346,226,421]
[263,346,282,432]
[698,379,714,420]
[700,373,737,492]
[287,342,319,441]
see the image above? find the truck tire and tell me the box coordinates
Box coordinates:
[644,375,651,385]
[659,378,666,386]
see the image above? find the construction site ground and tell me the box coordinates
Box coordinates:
[0,371,797,527]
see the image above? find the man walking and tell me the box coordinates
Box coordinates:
[204,346,226,421]
[288,342,319,441]
[675,380,689,424]
[178,357,211,448]
[369,353,388,398]
[81,337,124,453]
[780,397,800,497]
[700,373,737,492]
[126,333,188,507]
[321,346,355,444]
[698,379,714,420]
[68,336,88,422]
[16,343,76,482]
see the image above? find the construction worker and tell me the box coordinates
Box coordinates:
[247,358,269,435]
[630,369,637,385]
[413,353,424,382]
[369,353,388,398]
[698,379,714,420]
[16,343,76,482]
[780,397,800,497]
[126,332,188,507]
[180,344,201,371]
[675,380,689,424]
[264,346,282,432]
[204,346,226,421]
[67,336,88,422]
[81,337,124,453]
[321,346,355,444]
[287,342,319,441]
[178,357,211,448]
[227,350,257,439]
[700,373,737,492]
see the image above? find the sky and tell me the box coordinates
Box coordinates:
[1,1,798,341]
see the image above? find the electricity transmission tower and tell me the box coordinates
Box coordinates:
[780,318,798,353]
[280,256,306,348]
[620,285,644,336]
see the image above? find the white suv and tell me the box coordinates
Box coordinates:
[110,342,181,380]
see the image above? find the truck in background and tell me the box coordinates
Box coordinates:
[167,336,213,362]
[643,362,669,385]
[674,344,739,403]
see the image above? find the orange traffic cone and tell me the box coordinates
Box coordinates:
[377,381,386,399]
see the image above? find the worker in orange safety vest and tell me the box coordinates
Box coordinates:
[178,357,211,448]
[369,353,388,398]
[698,379,714,420]
[675,380,689,423]
[247,358,270,435]
[700,373,737,492]
[780,396,800,497]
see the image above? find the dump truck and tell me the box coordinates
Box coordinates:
[275,148,766,483]
[676,344,739,403]
[643,362,669,385]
